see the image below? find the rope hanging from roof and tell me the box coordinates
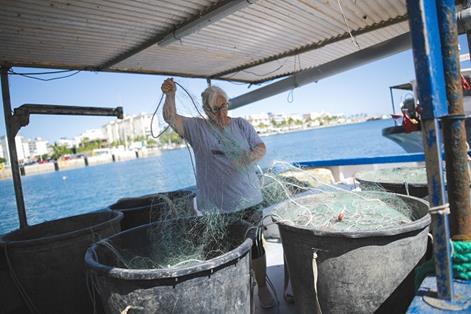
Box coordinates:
[336,0,361,49]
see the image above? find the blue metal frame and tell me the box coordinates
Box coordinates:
[293,153,425,168]
[407,0,448,120]
[406,0,454,300]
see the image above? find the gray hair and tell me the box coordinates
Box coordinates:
[201,86,229,112]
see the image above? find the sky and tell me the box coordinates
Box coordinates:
[1,36,470,143]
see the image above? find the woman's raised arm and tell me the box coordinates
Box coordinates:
[161,78,185,137]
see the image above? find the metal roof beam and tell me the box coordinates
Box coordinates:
[98,0,257,70]
[229,33,411,109]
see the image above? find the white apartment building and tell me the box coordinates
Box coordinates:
[102,120,120,144]
[132,113,153,138]
[102,113,154,144]
[0,135,30,165]
[27,137,49,157]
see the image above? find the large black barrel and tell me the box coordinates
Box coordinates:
[274,192,431,314]
[85,217,253,314]
[355,167,429,198]
[0,250,25,314]
[109,189,196,230]
[0,211,123,314]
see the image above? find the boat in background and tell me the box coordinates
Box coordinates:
[383,67,471,153]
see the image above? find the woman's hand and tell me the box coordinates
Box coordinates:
[229,150,252,169]
[161,78,176,95]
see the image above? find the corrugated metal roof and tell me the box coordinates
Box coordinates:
[0,0,408,83]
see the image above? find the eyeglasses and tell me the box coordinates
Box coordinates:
[211,102,229,113]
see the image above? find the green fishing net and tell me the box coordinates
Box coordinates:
[97,161,427,271]
[356,167,427,185]
[272,191,419,232]
[97,212,251,270]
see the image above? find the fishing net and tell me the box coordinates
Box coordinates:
[355,167,430,198]
[263,162,423,232]
[272,191,417,232]
[98,163,425,270]
[95,212,251,270]
[110,190,196,227]
[356,167,427,185]
[94,162,334,270]
[260,161,336,208]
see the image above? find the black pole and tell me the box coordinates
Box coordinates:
[1,67,28,228]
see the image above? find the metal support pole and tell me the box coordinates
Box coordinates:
[389,87,397,126]
[406,0,454,300]
[437,0,471,241]
[1,67,28,228]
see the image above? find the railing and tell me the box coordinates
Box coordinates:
[293,153,426,168]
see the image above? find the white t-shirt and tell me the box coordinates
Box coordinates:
[182,117,264,213]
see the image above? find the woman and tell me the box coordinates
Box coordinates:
[161,78,275,308]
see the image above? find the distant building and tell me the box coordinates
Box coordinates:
[0,135,30,165]
[27,137,49,157]
[246,113,270,127]
[290,114,304,122]
[57,137,78,148]
[102,121,120,144]
[132,113,153,138]
[268,112,288,124]
[303,112,322,120]
[102,113,154,144]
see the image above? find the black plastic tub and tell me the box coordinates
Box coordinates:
[355,167,429,198]
[273,192,431,314]
[0,210,123,314]
[0,250,24,314]
[109,189,196,231]
[85,217,253,314]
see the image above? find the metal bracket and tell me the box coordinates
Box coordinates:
[9,104,123,136]
[9,107,29,137]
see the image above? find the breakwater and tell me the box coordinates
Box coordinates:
[0,149,161,180]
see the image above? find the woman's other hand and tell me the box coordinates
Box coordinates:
[161,78,176,95]
[233,150,252,169]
